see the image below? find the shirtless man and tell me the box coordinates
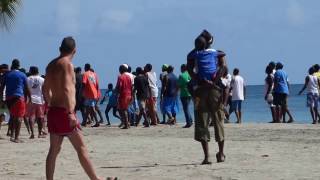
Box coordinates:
[43,37,109,180]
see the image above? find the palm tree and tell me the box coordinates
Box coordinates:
[0,0,21,31]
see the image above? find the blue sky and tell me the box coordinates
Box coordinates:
[1,0,319,87]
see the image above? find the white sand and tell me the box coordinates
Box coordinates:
[1,123,320,180]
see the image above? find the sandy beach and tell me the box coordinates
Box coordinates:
[1,123,320,180]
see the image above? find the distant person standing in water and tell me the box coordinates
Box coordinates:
[43,37,110,180]
[273,62,294,123]
[230,68,245,124]
[299,67,320,124]
[264,65,276,123]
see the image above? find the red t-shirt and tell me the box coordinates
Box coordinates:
[82,71,100,99]
[116,73,132,97]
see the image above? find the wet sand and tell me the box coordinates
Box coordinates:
[1,123,320,180]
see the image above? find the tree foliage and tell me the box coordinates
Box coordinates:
[0,0,21,31]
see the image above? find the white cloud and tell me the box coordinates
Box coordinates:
[56,0,80,35]
[286,1,305,26]
[96,10,134,32]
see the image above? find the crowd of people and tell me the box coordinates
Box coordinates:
[3,29,318,179]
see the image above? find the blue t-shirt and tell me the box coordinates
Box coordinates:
[4,70,28,98]
[274,69,289,94]
[190,49,218,81]
[106,89,117,106]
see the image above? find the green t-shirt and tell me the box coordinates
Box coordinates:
[178,72,191,97]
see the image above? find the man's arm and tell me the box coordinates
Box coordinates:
[63,62,76,112]
[23,77,31,102]
[43,71,52,105]
[298,76,309,95]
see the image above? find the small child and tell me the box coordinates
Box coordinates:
[100,83,120,126]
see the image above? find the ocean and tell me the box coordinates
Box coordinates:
[98,84,313,124]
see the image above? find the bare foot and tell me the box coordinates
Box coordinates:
[216,152,226,163]
[12,139,24,143]
[201,159,212,165]
[29,135,35,139]
[38,134,46,138]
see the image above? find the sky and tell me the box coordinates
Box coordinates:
[1,0,320,87]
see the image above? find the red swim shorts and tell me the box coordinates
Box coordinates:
[26,103,45,119]
[6,97,26,119]
[47,107,80,136]
[118,96,132,110]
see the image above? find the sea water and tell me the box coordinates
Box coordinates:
[97,84,312,125]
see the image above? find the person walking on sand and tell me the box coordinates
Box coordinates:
[100,83,120,126]
[26,66,46,139]
[134,67,151,127]
[160,64,169,124]
[144,63,159,125]
[273,62,294,123]
[43,37,112,180]
[230,68,246,124]
[81,64,101,127]
[116,64,133,129]
[161,65,179,125]
[298,67,320,124]
[0,59,31,143]
[178,64,193,128]
[187,30,227,164]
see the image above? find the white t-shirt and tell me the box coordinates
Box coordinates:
[231,75,245,101]
[307,74,319,94]
[147,71,158,98]
[27,75,45,104]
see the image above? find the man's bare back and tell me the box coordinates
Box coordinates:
[44,56,76,112]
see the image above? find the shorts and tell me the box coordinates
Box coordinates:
[137,99,146,110]
[307,93,319,108]
[47,107,80,136]
[6,97,26,119]
[118,96,132,110]
[194,86,224,142]
[162,97,179,115]
[26,103,45,119]
[231,100,243,112]
[273,93,288,107]
[84,99,97,107]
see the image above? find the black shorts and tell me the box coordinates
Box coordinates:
[273,93,287,107]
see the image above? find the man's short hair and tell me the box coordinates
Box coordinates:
[11,59,20,70]
[84,63,91,71]
[200,29,213,48]
[60,36,76,54]
[0,64,9,70]
[195,36,207,51]
[75,67,82,73]
[265,65,273,74]
[119,65,127,74]
[276,62,283,70]
[136,67,143,75]
[145,63,152,72]
[233,68,239,75]
[313,64,320,72]
[180,64,187,72]
[108,83,113,89]
[167,65,174,73]
[29,66,39,75]
[309,67,315,75]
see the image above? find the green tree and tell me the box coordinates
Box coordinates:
[0,0,21,31]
